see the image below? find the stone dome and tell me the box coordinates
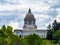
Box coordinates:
[23,8,37,30]
[24,9,35,21]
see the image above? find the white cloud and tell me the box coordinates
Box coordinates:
[55,8,60,22]
[8,21,19,29]
[56,15,60,22]
[0,0,59,29]
[48,0,57,4]
[0,0,50,11]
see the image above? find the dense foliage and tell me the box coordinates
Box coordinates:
[24,34,43,45]
[0,25,53,45]
[0,19,60,45]
[47,20,60,44]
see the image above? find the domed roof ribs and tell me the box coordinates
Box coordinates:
[28,8,31,13]
[24,8,35,21]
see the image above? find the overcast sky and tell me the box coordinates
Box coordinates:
[0,0,60,29]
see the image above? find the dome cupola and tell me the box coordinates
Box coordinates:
[23,8,37,30]
[24,8,35,21]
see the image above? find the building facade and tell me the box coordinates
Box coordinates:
[14,9,47,38]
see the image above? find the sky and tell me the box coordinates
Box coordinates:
[0,0,60,29]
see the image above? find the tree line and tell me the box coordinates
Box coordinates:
[0,19,60,45]
[0,25,52,45]
[47,20,60,44]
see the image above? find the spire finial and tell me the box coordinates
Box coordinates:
[28,8,31,13]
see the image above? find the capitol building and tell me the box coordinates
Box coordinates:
[14,9,47,38]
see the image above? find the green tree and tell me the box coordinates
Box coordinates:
[0,37,6,45]
[11,36,28,45]
[24,34,43,45]
[47,29,54,40]
[47,20,60,40]
[7,26,13,36]
[47,23,51,30]
[0,25,13,45]
[53,29,60,43]
[52,20,58,31]
[11,36,21,45]
[57,23,60,30]
[42,40,52,45]
[1,25,6,31]
[0,29,4,37]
